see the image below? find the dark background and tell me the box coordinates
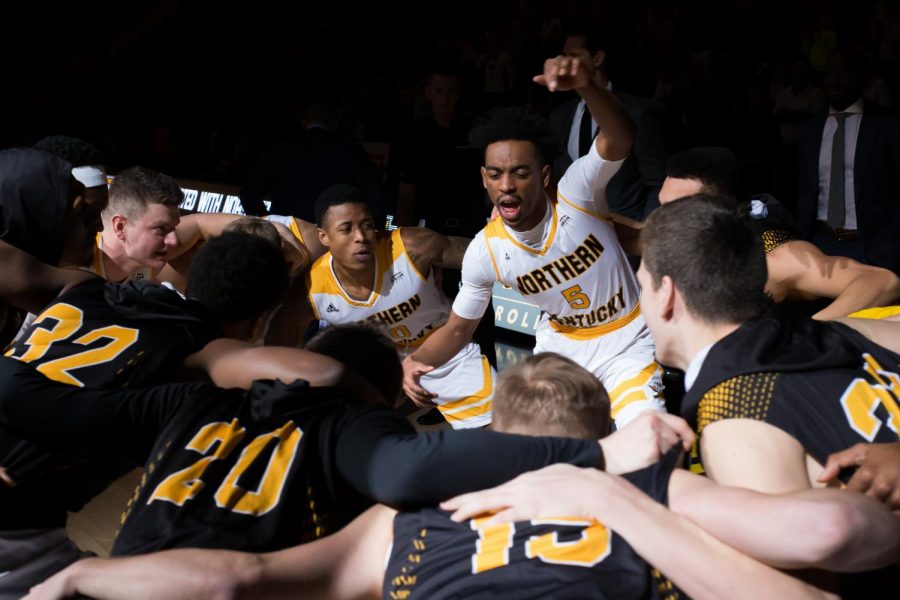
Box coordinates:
[1,0,895,192]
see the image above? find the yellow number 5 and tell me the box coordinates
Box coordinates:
[561,284,591,309]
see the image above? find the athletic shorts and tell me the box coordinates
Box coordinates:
[534,313,665,428]
[420,342,494,429]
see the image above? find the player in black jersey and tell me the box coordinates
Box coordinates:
[5,326,693,600]
[638,195,900,597]
[0,232,289,597]
[27,353,899,600]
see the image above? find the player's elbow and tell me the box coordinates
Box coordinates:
[203,553,266,600]
[802,502,863,569]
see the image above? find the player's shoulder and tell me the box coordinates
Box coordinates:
[697,371,781,431]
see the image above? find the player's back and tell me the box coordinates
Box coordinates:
[5,278,217,389]
[385,452,681,600]
[112,379,382,556]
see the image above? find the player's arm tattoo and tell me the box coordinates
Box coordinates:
[401,227,470,272]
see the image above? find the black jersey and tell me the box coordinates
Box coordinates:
[385,450,682,600]
[4,278,217,389]
[682,305,900,472]
[0,357,602,551]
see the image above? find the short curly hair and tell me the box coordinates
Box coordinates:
[186,232,289,324]
[665,147,743,202]
[33,135,106,167]
[468,106,561,167]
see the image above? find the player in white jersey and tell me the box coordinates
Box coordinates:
[403,50,665,428]
[305,184,494,429]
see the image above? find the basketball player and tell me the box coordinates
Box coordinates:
[403,50,664,428]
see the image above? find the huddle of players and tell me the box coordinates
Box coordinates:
[0,49,898,600]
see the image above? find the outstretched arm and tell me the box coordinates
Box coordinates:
[402,311,480,404]
[443,464,832,600]
[26,505,394,600]
[669,469,900,572]
[765,240,900,320]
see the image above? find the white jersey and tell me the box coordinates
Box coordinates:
[453,146,663,426]
[307,229,450,349]
[454,148,640,340]
[264,214,305,245]
[307,228,493,428]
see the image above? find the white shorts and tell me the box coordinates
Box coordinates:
[420,342,495,429]
[534,313,665,428]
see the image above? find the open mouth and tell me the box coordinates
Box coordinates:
[497,197,522,220]
[353,248,373,261]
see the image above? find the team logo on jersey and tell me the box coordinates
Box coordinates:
[390,272,405,283]
[326,304,339,313]
[560,215,572,227]
[504,253,511,261]
[649,379,665,401]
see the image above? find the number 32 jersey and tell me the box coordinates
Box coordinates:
[4,278,216,389]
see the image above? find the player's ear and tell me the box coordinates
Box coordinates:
[660,275,676,321]
[317,227,331,248]
[111,214,128,241]
[541,164,552,189]
[593,50,606,69]
[480,166,489,190]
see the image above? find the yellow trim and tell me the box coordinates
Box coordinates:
[608,361,659,401]
[557,191,607,221]
[307,239,391,309]
[91,235,105,278]
[483,201,559,256]
[610,389,650,419]
[394,228,428,282]
[288,218,304,245]
[398,325,438,349]
[848,305,900,320]
[439,357,493,423]
[483,239,504,284]
[549,303,641,340]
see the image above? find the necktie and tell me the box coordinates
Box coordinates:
[827,112,848,229]
[578,107,594,157]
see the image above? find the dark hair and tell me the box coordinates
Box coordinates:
[306,323,402,404]
[469,106,561,166]
[186,232,289,324]
[314,184,369,228]
[33,135,105,167]
[108,166,183,219]
[641,194,769,324]
[493,352,610,439]
[665,147,743,201]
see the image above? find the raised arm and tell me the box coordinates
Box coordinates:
[765,241,900,320]
[534,49,635,161]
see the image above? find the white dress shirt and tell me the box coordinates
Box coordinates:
[817,99,863,230]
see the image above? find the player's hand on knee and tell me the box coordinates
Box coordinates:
[598,412,695,474]
[402,355,437,406]
[820,442,900,512]
[533,49,594,92]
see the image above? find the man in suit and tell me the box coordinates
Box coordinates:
[549,28,665,221]
[796,47,900,273]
